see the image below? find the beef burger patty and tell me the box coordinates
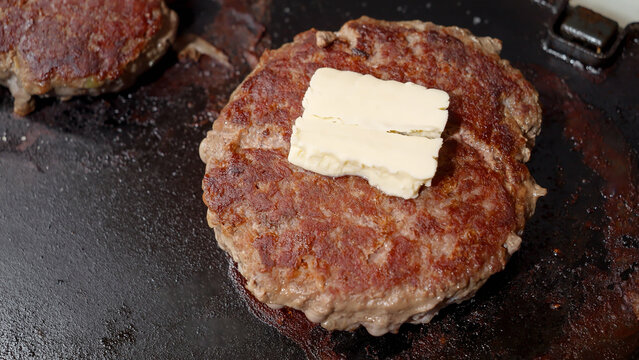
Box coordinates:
[0,0,177,115]
[200,17,545,336]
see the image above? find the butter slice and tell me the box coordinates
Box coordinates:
[288,68,449,199]
[289,116,443,199]
[302,68,449,138]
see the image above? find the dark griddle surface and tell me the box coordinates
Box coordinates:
[1,0,638,359]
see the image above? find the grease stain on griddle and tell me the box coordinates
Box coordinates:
[100,305,137,356]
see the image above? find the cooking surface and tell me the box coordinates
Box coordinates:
[1,0,638,359]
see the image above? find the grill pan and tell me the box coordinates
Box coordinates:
[1,0,638,358]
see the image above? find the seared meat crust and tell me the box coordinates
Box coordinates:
[0,0,177,115]
[200,17,545,335]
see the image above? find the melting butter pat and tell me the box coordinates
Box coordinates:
[303,68,449,138]
[289,116,443,198]
[288,68,449,199]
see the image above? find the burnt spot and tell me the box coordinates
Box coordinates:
[622,235,639,249]
[351,48,369,58]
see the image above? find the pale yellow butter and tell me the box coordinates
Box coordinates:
[288,68,449,199]
[303,68,449,138]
